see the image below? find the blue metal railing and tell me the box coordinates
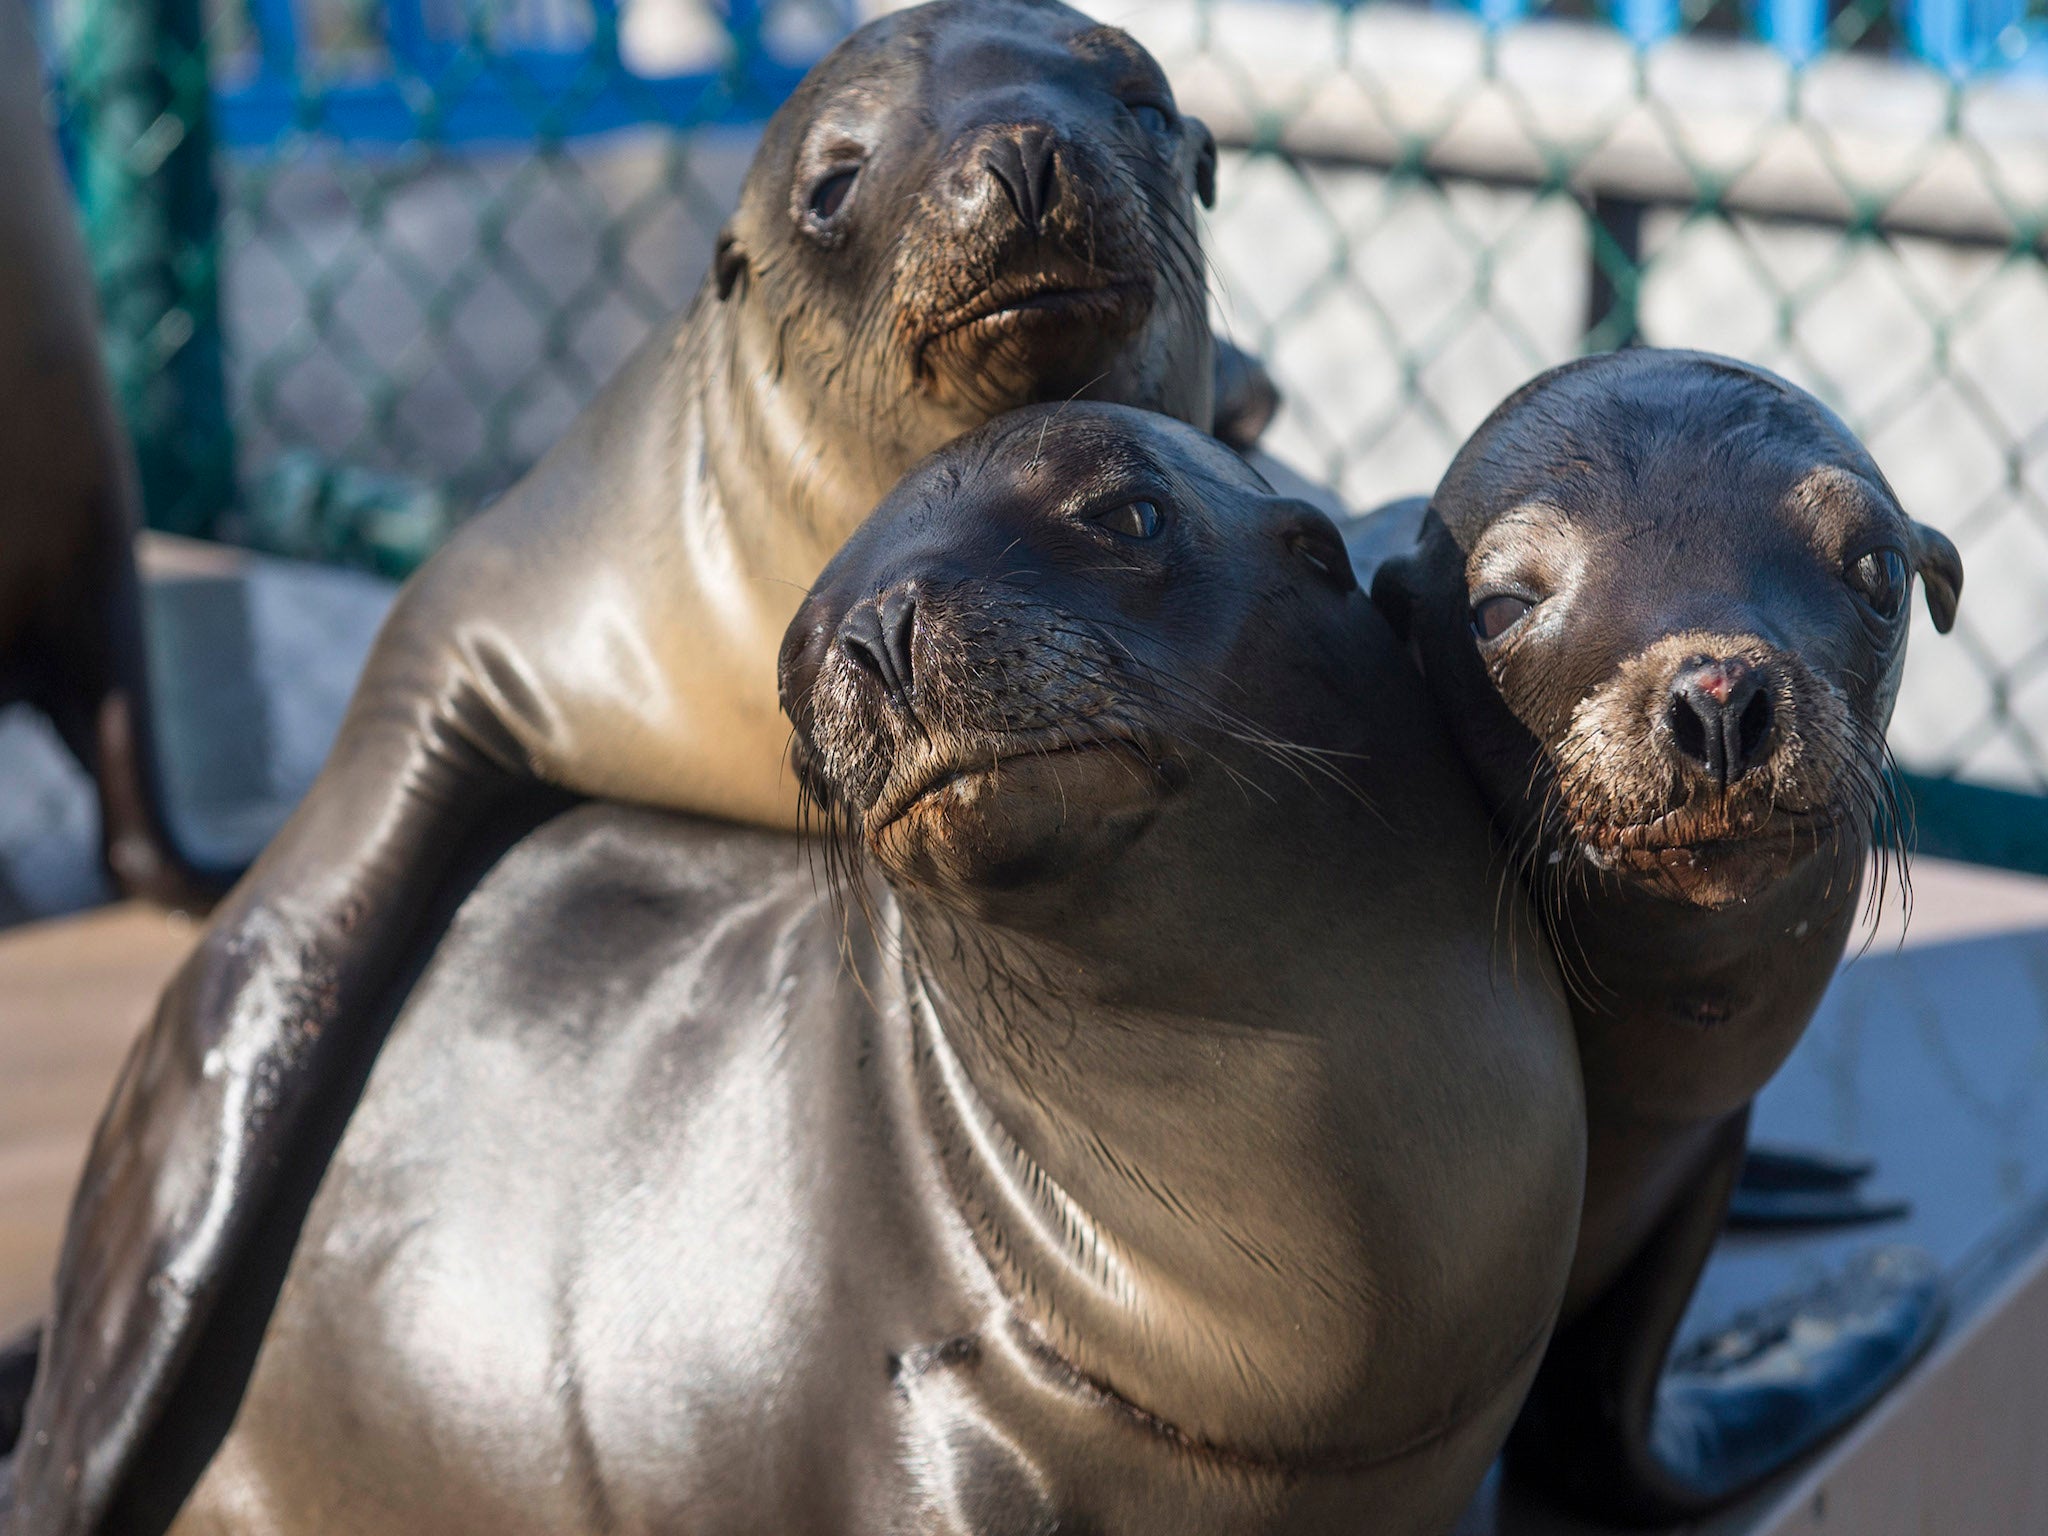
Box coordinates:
[196,0,2048,153]
[211,0,841,146]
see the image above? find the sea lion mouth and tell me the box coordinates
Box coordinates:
[1574,804,1838,858]
[926,276,1146,340]
[870,726,1165,835]
[913,275,1149,385]
[1566,799,1849,906]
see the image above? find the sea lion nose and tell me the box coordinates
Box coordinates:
[838,584,920,705]
[1666,655,1775,787]
[978,122,1062,232]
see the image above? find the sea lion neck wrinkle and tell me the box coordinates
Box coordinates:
[880,784,1560,1469]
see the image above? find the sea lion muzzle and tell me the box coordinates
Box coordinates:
[1546,627,1858,905]
[785,565,1172,894]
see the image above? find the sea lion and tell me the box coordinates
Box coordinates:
[1368,348,1962,1524]
[0,2,220,910]
[6,6,1269,1530]
[138,403,1583,1536]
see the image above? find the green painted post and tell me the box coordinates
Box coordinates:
[61,0,234,536]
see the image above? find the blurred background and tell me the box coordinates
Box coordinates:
[14,0,2048,912]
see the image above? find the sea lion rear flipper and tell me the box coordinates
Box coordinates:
[1505,1117,1945,1524]
[1728,1142,1910,1229]
[1210,336,1279,453]
[7,548,563,1536]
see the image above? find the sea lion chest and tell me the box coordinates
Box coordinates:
[169,814,977,1535]
[170,810,1509,1536]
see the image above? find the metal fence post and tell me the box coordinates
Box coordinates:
[61,0,235,536]
[1585,193,1644,349]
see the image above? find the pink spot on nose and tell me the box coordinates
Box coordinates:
[1697,666,1733,703]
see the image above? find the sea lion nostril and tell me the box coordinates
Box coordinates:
[838,588,918,703]
[1668,692,1710,766]
[983,124,1061,231]
[1737,686,1774,766]
[1667,657,1772,784]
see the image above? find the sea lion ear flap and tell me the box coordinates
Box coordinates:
[1909,521,1962,633]
[714,228,747,301]
[1188,116,1217,208]
[1271,500,1359,595]
[1369,550,1418,643]
[1364,499,1439,645]
[1211,338,1279,453]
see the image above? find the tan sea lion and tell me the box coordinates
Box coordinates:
[6,6,1279,1531]
[1369,348,1961,1523]
[149,403,1583,1535]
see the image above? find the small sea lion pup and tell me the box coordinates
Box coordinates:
[135,404,1584,1536]
[0,2,220,910]
[5,4,1271,1528]
[1369,348,1964,1525]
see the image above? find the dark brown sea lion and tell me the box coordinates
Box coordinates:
[1369,348,1961,1524]
[139,403,1583,1536]
[0,3,220,910]
[4,6,1272,1531]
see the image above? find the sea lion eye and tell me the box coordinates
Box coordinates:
[808,167,859,223]
[1096,499,1164,539]
[1846,547,1909,619]
[1126,101,1173,135]
[1471,593,1534,641]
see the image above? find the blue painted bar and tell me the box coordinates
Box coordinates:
[196,0,2048,156]
[1612,0,1680,48]
[381,0,434,69]
[1755,0,1825,65]
[245,0,301,76]
[215,56,807,145]
[1910,0,1967,70]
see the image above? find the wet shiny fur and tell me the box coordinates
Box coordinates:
[160,405,1584,1535]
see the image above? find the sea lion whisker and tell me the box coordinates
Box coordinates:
[1099,654,1375,811]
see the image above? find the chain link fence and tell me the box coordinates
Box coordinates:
[29,0,2048,865]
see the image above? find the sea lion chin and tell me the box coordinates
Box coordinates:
[870,736,1175,893]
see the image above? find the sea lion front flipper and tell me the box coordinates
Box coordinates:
[1506,1117,1945,1523]
[7,539,565,1536]
[1653,1246,1944,1489]
[1728,1143,1910,1230]
[1504,1115,1751,1524]
[1210,336,1279,452]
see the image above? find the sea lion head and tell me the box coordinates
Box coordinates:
[779,402,1364,919]
[712,0,1217,467]
[1374,348,1964,910]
